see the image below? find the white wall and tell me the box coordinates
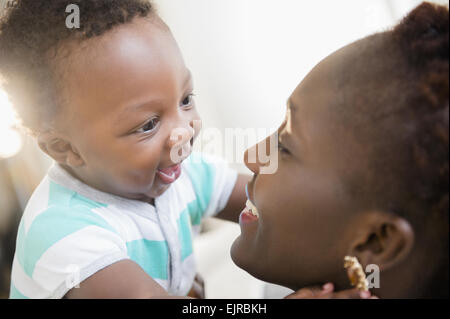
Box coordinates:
[155,0,448,172]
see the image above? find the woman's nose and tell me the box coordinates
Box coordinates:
[244,134,275,175]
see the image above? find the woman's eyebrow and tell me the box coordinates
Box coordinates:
[285,97,307,147]
[287,98,299,112]
[286,99,297,134]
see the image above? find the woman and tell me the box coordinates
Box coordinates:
[232,2,449,299]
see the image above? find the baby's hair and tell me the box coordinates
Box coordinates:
[0,0,154,136]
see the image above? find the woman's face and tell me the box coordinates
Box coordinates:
[231,42,372,290]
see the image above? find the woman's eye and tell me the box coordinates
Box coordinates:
[180,94,195,109]
[278,141,290,155]
[137,118,160,134]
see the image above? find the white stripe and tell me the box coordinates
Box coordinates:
[11,256,50,299]
[175,170,197,203]
[178,253,197,296]
[157,171,196,226]
[33,225,128,294]
[91,206,166,242]
[23,177,50,234]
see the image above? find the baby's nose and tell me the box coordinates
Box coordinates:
[168,125,195,147]
[168,126,195,163]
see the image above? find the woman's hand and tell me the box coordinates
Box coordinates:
[285,283,378,299]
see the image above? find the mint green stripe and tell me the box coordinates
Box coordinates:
[9,283,29,299]
[186,200,203,226]
[185,153,215,225]
[126,240,169,280]
[177,210,193,261]
[19,206,117,277]
[49,181,107,208]
[15,181,115,277]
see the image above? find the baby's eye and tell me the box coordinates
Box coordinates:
[180,93,195,109]
[137,117,160,134]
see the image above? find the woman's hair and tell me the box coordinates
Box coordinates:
[390,2,448,222]
[392,2,448,297]
[336,2,448,232]
[0,0,154,136]
[340,2,448,297]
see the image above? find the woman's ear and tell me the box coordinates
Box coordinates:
[348,211,414,272]
[37,131,84,167]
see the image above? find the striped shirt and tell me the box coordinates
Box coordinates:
[9,153,238,299]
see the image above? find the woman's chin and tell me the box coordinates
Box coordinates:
[231,236,305,290]
[230,236,271,282]
[230,236,254,271]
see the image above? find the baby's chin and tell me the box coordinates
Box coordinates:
[130,175,174,203]
[148,182,171,199]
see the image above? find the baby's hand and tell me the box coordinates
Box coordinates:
[284,283,378,299]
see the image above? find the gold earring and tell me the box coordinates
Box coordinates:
[344,256,369,292]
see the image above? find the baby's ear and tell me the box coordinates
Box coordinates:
[348,211,414,272]
[37,131,84,167]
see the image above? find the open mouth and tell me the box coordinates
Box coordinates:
[239,184,260,224]
[244,199,259,218]
[245,185,259,218]
[157,164,182,184]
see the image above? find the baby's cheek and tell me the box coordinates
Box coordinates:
[120,166,156,190]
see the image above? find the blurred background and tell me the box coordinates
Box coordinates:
[0,0,448,298]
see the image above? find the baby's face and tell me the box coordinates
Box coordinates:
[231,41,372,290]
[52,17,201,201]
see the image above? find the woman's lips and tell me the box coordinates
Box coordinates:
[157,164,182,184]
[240,206,259,224]
[239,184,259,226]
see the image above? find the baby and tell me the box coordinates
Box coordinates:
[0,0,250,298]
[232,2,449,299]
